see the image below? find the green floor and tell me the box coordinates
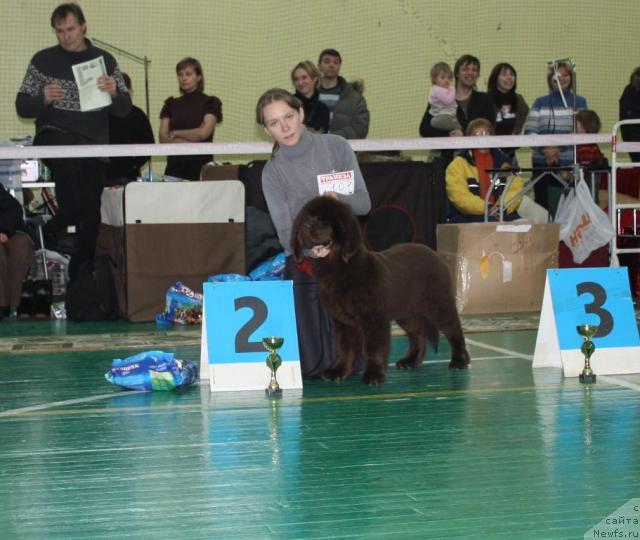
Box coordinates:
[1,321,639,539]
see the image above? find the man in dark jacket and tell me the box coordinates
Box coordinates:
[318,49,369,139]
[620,66,640,162]
[15,2,131,282]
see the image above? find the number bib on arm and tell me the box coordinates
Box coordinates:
[317,170,355,195]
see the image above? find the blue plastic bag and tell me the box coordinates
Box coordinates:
[206,253,286,284]
[207,273,251,283]
[249,252,286,280]
[105,350,198,391]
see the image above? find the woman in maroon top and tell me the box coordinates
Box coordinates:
[159,57,223,180]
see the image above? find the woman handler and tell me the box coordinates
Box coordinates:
[256,88,371,378]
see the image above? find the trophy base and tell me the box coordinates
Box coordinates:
[265,387,283,397]
[579,372,597,384]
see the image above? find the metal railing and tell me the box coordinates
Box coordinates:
[610,120,640,266]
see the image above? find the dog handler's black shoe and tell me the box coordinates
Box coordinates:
[33,281,53,320]
[17,287,35,320]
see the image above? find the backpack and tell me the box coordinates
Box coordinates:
[65,254,118,321]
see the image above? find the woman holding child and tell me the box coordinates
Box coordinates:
[419,55,495,163]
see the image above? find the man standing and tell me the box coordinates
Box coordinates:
[419,54,495,161]
[16,2,131,282]
[317,49,369,139]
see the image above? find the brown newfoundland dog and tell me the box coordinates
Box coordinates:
[292,195,470,385]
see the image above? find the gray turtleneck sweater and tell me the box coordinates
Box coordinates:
[262,129,371,254]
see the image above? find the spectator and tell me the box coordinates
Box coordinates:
[619,66,640,162]
[575,109,607,206]
[576,109,607,169]
[15,2,131,283]
[291,61,330,134]
[317,49,369,138]
[419,54,495,162]
[256,88,370,378]
[106,73,155,185]
[524,61,588,214]
[445,118,523,223]
[487,62,529,137]
[0,186,35,320]
[159,57,222,180]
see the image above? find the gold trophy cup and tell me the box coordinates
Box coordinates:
[576,324,598,384]
[262,336,284,396]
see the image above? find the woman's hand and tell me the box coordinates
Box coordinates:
[542,146,560,165]
[0,233,9,243]
[167,130,190,143]
[167,114,217,143]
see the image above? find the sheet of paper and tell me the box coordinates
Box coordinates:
[317,170,355,195]
[72,56,112,112]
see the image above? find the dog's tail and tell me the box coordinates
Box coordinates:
[425,321,440,353]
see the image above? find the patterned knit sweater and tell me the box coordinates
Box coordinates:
[16,41,131,144]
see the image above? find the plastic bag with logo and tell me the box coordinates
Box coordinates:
[165,281,203,324]
[555,174,614,264]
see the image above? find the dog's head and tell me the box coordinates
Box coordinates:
[291,196,364,264]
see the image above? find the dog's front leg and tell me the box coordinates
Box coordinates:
[322,320,360,381]
[361,320,390,385]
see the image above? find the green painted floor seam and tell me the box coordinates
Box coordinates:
[1,308,638,354]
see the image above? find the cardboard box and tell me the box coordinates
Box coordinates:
[200,163,240,181]
[97,181,246,322]
[437,222,559,315]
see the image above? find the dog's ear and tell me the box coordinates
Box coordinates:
[336,202,363,263]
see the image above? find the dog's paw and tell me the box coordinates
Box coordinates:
[362,370,386,386]
[448,356,470,370]
[395,357,422,370]
[321,367,352,382]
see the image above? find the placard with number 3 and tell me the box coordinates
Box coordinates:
[533,268,640,376]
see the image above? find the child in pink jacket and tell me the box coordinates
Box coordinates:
[429,62,462,134]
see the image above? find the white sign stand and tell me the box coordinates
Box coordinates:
[200,281,302,393]
[533,268,640,377]
[532,276,562,369]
